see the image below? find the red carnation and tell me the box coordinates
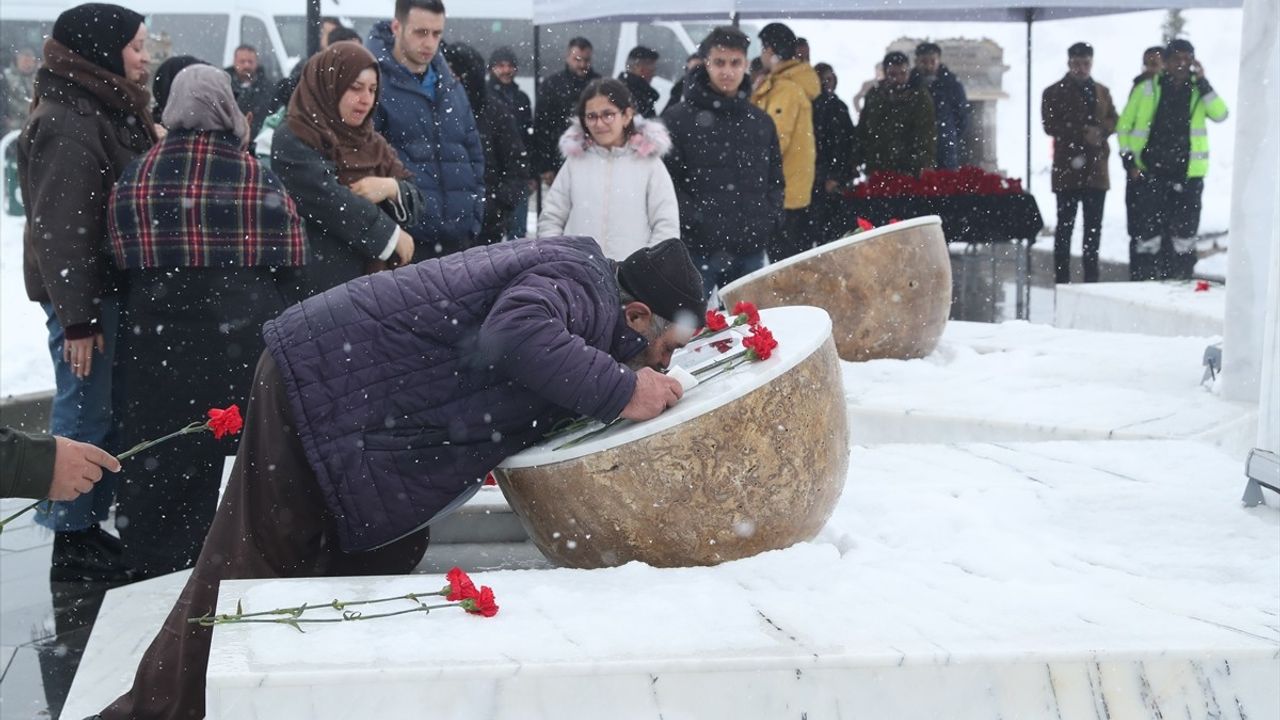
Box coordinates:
[1195,280,1211,292]
[731,301,760,326]
[743,324,778,361]
[206,405,243,439]
[445,567,478,602]
[856,217,875,232]
[705,309,729,332]
[484,472,497,486]
[462,585,499,617]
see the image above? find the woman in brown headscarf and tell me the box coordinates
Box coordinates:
[271,41,422,297]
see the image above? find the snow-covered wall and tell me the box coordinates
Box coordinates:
[1222,0,1279,433]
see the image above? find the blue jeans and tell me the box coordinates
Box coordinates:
[38,296,121,531]
[507,196,530,239]
[694,250,767,303]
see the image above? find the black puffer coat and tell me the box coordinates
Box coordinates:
[661,67,784,256]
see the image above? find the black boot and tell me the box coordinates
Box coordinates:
[50,526,134,584]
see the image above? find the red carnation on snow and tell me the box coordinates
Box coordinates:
[1195,280,1211,292]
[445,567,477,602]
[856,217,875,232]
[462,585,500,617]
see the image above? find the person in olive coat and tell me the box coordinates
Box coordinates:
[855,51,936,176]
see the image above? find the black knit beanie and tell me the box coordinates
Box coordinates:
[489,46,518,69]
[52,3,146,77]
[618,239,706,327]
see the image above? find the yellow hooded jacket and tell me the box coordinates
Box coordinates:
[752,59,820,209]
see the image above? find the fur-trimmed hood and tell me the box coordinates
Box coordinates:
[559,114,672,159]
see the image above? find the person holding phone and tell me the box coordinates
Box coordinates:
[1117,38,1228,280]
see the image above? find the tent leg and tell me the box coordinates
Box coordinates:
[534,23,543,214]
[1025,10,1033,193]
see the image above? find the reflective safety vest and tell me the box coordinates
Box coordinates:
[1116,74,1229,178]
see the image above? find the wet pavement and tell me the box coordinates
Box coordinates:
[0,239,1124,719]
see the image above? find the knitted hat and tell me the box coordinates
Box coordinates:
[52,3,146,78]
[489,46,518,68]
[618,239,706,328]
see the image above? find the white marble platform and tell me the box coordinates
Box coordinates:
[844,321,1257,453]
[1054,280,1226,338]
[187,440,1278,719]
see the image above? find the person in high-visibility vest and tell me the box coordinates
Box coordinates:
[1117,38,1228,281]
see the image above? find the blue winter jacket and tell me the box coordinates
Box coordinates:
[262,236,646,552]
[911,65,970,169]
[367,22,485,255]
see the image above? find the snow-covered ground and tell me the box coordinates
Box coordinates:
[792,9,1240,277]
[0,213,51,397]
[57,438,1280,718]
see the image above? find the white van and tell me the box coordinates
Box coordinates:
[0,0,728,105]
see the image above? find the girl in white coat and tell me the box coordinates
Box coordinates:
[537,78,680,260]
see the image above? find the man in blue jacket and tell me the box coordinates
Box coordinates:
[100,236,705,720]
[368,0,485,258]
[911,42,970,169]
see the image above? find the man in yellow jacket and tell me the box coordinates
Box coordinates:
[1117,38,1228,280]
[753,22,819,263]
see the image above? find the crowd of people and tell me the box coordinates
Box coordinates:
[0,0,1230,715]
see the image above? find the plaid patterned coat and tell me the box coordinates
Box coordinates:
[109,130,305,269]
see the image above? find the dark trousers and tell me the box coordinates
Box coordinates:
[1125,175,1204,281]
[694,249,767,299]
[768,207,812,263]
[101,352,431,720]
[1053,189,1106,284]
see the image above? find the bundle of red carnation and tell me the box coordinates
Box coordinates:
[850,166,1023,199]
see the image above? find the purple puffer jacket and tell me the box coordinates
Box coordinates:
[262,236,646,552]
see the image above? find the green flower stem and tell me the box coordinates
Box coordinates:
[689,348,750,377]
[1,420,211,534]
[695,356,753,385]
[0,498,48,533]
[553,417,625,451]
[191,602,462,632]
[116,420,208,461]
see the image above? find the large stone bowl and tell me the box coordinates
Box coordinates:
[720,215,951,362]
[495,306,848,569]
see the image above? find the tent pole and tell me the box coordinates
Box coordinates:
[1025,9,1033,192]
[534,23,543,214]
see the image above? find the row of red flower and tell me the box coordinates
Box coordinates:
[849,167,1024,198]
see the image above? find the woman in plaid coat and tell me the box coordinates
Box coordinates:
[106,65,306,577]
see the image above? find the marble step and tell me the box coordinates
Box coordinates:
[59,540,552,719]
[201,441,1280,718]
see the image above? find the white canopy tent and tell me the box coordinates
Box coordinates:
[533,0,1243,190]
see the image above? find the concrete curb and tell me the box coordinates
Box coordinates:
[0,389,52,433]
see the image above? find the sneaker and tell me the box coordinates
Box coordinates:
[50,526,134,584]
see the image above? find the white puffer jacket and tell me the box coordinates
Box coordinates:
[537,115,680,260]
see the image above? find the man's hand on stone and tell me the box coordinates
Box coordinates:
[620,368,683,421]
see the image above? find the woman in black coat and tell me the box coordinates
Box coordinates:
[107,65,307,577]
[444,42,529,243]
[271,42,422,297]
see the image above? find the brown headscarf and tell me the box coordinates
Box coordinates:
[286,42,410,185]
[39,36,156,141]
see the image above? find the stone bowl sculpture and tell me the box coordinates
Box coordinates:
[720,215,951,362]
[495,306,848,569]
